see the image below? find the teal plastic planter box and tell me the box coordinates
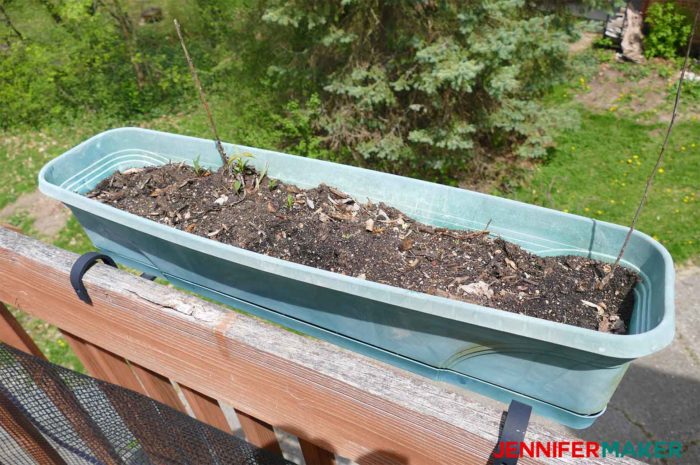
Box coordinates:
[39,128,675,428]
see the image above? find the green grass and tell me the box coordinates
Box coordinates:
[506,110,699,262]
[53,215,92,254]
[8,308,84,372]
[0,117,119,209]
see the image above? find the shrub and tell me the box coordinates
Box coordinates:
[0,1,191,129]
[256,0,585,180]
[644,2,692,59]
[593,36,615,49]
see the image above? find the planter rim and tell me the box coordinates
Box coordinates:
[38,127,676,360]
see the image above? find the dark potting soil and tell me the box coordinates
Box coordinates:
[89,163,638,334]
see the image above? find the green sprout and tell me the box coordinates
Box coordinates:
[232,179,242,193]
[192,155,206,176]
[268,179,278,191]
[255,163,269,190]
[227,153,253,174]
[286,193,295,210]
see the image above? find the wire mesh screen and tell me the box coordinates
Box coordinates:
[0,343,291,465]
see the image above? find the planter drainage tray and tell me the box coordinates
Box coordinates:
[39,128,675,428]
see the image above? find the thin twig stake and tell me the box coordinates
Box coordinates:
[600,10,698,290]
[174,19,228,166]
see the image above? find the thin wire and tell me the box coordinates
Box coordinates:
[600,10,699,289]
[174,19,229,167]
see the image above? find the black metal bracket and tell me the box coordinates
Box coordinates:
[492,400,532,465]
[70,252,118,304]
[139,272,157,281]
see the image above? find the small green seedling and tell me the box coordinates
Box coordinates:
[227,153,253,174]
[232,179,242,193]
[286,193,295,210]
[268,179,278,191]
[192,155,206,176]
[255,163,269,190]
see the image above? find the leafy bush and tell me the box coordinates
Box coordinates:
[0,1,191,129]
[593,36,615,49]
[255,0,584,180]
[644,2,692,59]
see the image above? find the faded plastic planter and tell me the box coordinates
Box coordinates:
[39,128,675,428]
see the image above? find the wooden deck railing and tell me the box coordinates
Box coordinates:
[0,227,644,465]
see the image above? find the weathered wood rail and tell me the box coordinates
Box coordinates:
[0,227,644,464]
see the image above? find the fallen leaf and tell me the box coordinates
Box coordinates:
[329,187,346,198]
[122,167,144,175]
[581,299,605,316]
[505,258,517,270]
[399,238,414,252]
[365,218,375,232]
[459,281,494,299]
[306,197,315,209]
[329,211,352,221]
[266,202,277,213]
[207,228,222,237]
[435,289,453,299]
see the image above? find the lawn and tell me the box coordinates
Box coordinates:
[508,110,699,262]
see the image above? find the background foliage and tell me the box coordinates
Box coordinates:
[643,1,692,59]
[256,0,583,181]
[0,0,590,181]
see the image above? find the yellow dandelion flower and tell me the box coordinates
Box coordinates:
[681,146,686,151]
[692,143,697,148]
[596,210,604,215]
[609,106,617,112]
[653,234,660,241]
[584,207,590,212]
[563,208,569,213]
[633,155,639,159]
[658,168,665,174]
[627,159,632,164]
